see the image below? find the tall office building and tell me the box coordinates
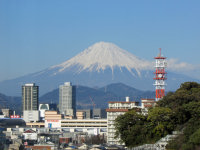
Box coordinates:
[22,83,39,111]
[59,82,76,117]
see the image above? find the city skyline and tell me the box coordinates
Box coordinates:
[0,0,200,82]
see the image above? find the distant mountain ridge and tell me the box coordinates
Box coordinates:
[0,83,155,114]
[0,93,21,114]
[40,83,155,109]
[0,41,199,96]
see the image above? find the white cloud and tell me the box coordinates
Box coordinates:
[166,58,200,79]
[167,58,196,71]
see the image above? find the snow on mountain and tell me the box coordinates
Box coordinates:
[0,41,199,96]
[51,42,152,77]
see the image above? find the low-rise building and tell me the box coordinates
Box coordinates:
[1,108,13,118]
[23,129,37,140]
[45,111,62,128]
[26,122,45,128]
[25,145,55,150]
[23,110,39,122]
[76,111,86,119]
[79,109,92,119]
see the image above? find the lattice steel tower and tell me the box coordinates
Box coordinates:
[154,48,167,101]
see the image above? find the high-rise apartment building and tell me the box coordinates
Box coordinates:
[22,83,39,111]
[106,97,139,145]
[59,82,76,117]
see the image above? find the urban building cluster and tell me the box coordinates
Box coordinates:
[0,83,157,150]
[0,51,167,149]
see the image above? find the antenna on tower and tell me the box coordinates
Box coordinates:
[159,48,161,57]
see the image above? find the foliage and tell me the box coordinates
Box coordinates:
[147,107,175,138]
[114,109,149,146]
[189,128,200,145]
[114,107,176,147]
[114,82,200,149]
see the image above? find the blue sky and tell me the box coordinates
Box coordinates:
[0,0,200,81]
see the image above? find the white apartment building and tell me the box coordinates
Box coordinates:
[106,97,139,145]
[141,98,156,115]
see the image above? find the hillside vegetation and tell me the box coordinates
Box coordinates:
[115,82,200,150]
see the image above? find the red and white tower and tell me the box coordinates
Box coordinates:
[154,48,167,101]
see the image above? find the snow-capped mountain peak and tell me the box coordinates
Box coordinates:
[51,42,152,76]
[1,41,198,96]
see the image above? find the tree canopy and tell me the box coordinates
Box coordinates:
[114,82,200,150]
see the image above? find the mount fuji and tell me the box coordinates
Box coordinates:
[0,42,198,96]
[51,42,151,76]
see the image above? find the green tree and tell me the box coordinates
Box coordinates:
[165,82,200,150]
[114,109,149,147]
[189,128,200,146]
[114,82,200,149]
[147,107,175,138]
[183,101,200,119]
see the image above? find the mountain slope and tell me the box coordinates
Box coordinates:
[0,41,199,96]
[0,93,21,114]
[51,42,151,76]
